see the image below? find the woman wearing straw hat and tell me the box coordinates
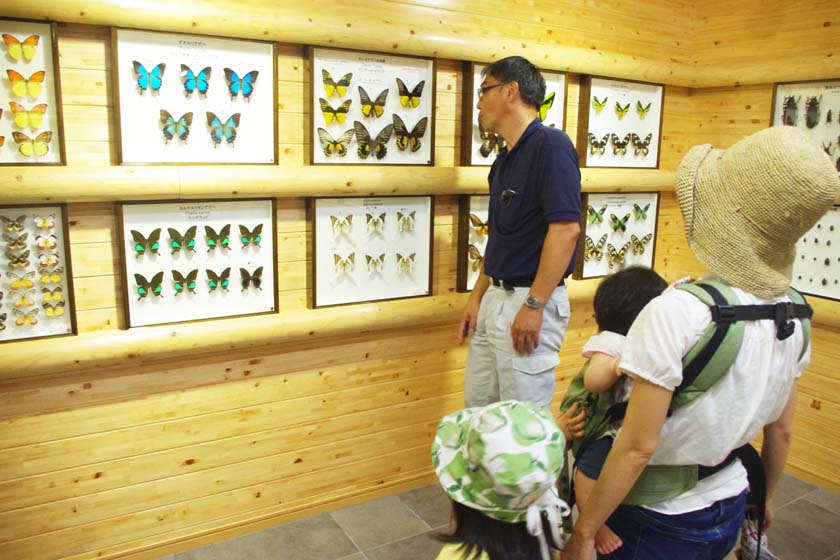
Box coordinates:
[432,400,572,560]
[564,126,840,560]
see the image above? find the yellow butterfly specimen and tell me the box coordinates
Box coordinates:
[395,78,425,109]
[330,214,352,236]
[631,233,653,255]
[34,214,56,229]
[6,249,30,268]
[35,233,58,251]
[614,102,630,120]
[396,252,416,274]
[7,69,46,98]
[469,214,489,237]
[42,286,64,302]
[13,289,36,308]
[322,69,352,97]
[44,301,66,317]
[636,100,652,118]
[468,244,484,273]
[3,34,40,62]
[592,96,608,114]
[334,252,355,274]
[365,253,386,273]
[584,234,607,262]
[9,271,36,291]
[319,98,352,125]
[39,266,64,284]
[317,128,355,158]
[366,212,386,235]
[3,232,28,251]
[9,102,47,129]
[13,308,39,326]
[397,210,415,233]
[607,242,631,269]
[358,86,389,118]
[392,114,428,152]
[12,131,52,157]
[0,313,5,331]
[1,214,25,232]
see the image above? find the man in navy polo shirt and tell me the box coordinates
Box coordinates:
[457,56,581,409]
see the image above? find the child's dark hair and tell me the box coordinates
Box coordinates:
[437,501,559,560]
[594,266,667,335]
[482,56,546,111]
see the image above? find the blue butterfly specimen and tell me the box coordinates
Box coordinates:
[206,112,241,147]
[223,68,259,100]
[132,61,165,93]
[180,64,211,96]
[159,110,193,143]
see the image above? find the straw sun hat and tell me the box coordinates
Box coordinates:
[675,126,840,299]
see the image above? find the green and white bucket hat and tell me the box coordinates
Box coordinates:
[432,400,570,560]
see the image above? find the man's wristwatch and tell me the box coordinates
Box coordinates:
[524,294,546,309]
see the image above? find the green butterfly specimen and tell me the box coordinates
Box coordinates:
[633,203,651,220]
[167,225,197,254]
[205,224,231,252]
[636,100,652,118]
[206,267,231,292]
[239,224,263,247]
[587,204,606,225]
[609,213,630,233]
[592,96,608,114]
[539,92,555,122]
[615,102,630,119]
[130,228,161,258]
[240,266,263,291]
[134,271,164,300]
[172,269,198,295]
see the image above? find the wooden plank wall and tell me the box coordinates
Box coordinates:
[0,6,838,560]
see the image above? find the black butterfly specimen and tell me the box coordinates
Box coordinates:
[611,133,630,156]
[322,69,352,97]
[358,86,389,118]
[396,78,425,108]
[3,232,28,251]
[1,215,25,232]
[781,96,799,126]
[167,226,197,254]
[805,95,821,129]
[130,228,161,258]
[631,133,653,156]
[240,266,263,291]
[206,267,231,292]
[205,224,231,252]
[584,234,607,262]
[354,121,393,160]
[392,114,428,152]
[317,128,355,158]
[319,98,352,125]
[172,269,199,295]
[239,224,263,247]
[135,271,164,300]
[588,133,609,155]
[478,123,506,158]
[631,233,653,255]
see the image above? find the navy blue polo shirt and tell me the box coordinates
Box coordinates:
[484,118,581,283]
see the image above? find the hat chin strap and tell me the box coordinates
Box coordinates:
[525,490,571,560]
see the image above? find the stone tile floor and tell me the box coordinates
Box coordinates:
[159,473,840,560]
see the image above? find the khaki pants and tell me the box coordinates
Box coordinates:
[464,284,570,409]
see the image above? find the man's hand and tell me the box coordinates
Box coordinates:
[557,402,586,441]
[511,305,543,355]
[458,297,481,345]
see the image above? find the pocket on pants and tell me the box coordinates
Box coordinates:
[512,352,560,376]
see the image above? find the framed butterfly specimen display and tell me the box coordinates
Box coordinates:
[112,28,277,164]
[310,47,436,165]
[0,18,66,165]
[792,205,840,301]
[771,80,840,177]
[0,204,76,343]
[311,196,433,307]
[456,195,490,292]
[573,192,660,280]
[118,199,277,328]
[576,76,664,169]
[462,62,566,166]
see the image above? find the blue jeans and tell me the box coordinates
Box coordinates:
[599,491,746,560]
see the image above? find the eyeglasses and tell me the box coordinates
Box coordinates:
[501,188,518,208]
[477,82,508,100]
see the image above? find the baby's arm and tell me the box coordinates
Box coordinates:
[582,331,625,394]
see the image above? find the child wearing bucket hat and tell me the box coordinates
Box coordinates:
[432,400,571,560]
[563,126,840,560]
